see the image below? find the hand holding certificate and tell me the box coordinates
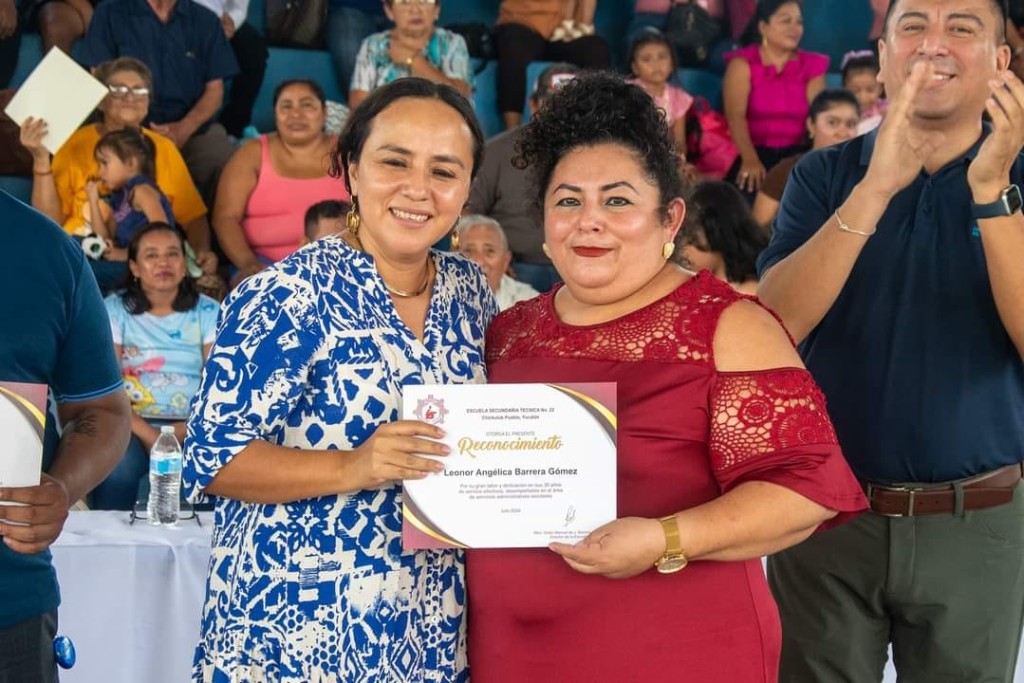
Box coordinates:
[402,383,617,549]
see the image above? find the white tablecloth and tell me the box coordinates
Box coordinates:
[46,512,1021,682]
[51,510,213,683]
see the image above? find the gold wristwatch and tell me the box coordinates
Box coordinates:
[654,515,688,574]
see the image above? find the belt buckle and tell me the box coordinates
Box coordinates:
[867,483,916,517]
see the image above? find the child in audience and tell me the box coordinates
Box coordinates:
[303,199,350,244]
[85,128,173,261]
[841,50,887,134]
[552,0,597,41]
[626,29,693,158]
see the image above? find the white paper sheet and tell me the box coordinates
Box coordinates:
[4,48,109,155]
[0,382,46,492]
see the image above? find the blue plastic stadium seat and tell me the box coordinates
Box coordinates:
[801,1,873,71]
[471,60,502,140]
[250,48,345,132]
[677,68,723,110]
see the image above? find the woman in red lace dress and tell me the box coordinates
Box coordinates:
[465,72,867,682]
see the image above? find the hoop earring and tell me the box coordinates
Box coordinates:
[346,196,361,236]
[662,242,675,260]
[541,243,551,258]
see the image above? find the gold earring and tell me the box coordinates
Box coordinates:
[542,243,551,258]
[449,226,461,251]
[345,198,360,236]
[662,242,675,260]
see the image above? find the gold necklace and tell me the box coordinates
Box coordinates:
[342,230,434,298]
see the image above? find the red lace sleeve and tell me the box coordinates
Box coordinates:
[709,368,866,529]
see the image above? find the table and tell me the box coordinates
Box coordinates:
[46,512,1024,682]
[51,511,213,683]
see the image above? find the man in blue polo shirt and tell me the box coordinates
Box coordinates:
[758,0,1024,679]
[0,191,131,682]
[79,0,239,207]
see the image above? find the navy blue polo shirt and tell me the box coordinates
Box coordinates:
[758,126,1024,484]
[79,0,238,126]
[0,191,123,629]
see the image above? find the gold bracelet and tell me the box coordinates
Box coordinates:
[834,208,876,237]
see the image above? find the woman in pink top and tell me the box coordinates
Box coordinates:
[723,0,827,194]
[213,79,346,285]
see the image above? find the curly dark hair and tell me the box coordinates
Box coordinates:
[513,71,685,220]
[677,181,767,283]
[329,78,484,197]
[117,222,199,314]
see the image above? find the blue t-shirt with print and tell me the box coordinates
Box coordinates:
[105,294,219,419]
[0,191,123,629]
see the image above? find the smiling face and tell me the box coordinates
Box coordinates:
[99,69,151,128]
[129,228,187,294]
[274,83,327,144]
[808,102,861,148]
[760,2,804,53]
[879,0,1010,124]
[457,223,511,292]
[347,96,474,262]
[544,143,684,304]
[631,42,674,87]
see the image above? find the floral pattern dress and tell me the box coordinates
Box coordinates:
[183,236,497,682]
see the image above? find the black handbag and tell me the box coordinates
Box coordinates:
[663,0,723,68]
[265,0,328,49]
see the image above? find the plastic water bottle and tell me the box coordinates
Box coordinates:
[147,425,182,526]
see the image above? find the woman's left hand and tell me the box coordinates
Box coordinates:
[549,517,666,579]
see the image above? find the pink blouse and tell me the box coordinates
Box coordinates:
[627,79,694,125]
[725,44,829,150]
[241,135,347,262]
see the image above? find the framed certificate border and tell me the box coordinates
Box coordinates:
[402,382,617,549]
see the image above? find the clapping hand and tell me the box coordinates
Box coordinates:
[0,474,70,554]
[350,420,449,489]
[969,70,1024,202]
[549,517,666,579]
[862,61,946,199]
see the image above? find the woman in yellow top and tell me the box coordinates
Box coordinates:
[19,56,216,277]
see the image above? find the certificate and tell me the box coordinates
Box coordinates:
[401,383,617,549]
[0,382,47,495]
[4,48,109,155]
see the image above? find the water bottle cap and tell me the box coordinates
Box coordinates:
[160,425,175,434]
[53,635,76,669]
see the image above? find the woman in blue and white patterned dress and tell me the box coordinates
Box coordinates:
[183,79,495,683]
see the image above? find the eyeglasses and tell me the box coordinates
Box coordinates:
[107,85,150,99]
[391,0,437,6]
